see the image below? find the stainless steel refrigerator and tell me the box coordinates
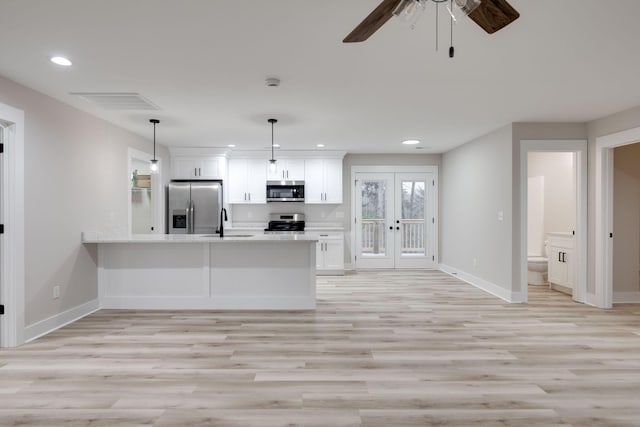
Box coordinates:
[167,181,222,234]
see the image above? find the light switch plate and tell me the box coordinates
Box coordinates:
[498,211,504,221]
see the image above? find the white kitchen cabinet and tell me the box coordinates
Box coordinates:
[547,232,574,292]
[312,232,344,275]
[304,158,343,204]
[227,158,266,204]
[267,158,305,181]
[172,156,225,180]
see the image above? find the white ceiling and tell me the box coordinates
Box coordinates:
[2,0,640,153]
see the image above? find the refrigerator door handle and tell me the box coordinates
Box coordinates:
[189,201,195,234]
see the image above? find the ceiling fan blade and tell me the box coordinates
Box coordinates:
[343,0,403,43]
[467,0,520,34]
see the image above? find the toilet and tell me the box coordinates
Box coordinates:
[527,242,549,285]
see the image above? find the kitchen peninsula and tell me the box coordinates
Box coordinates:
[82,233,318,310]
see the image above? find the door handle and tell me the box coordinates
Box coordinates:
[558,252,562,262]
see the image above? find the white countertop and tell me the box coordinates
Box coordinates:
[82,232,318,244]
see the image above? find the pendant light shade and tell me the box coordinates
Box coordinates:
[268,118,278,173]
[149,119,160,174]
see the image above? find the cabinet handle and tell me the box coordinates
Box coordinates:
[287,170,289,179]
[562,252,566,263]
[396,226,400,230]
[244,192,246,201]
[198,167,201,176]
[194,167,197,176]
[558,252,562,262]
[248,193,251,201]
[389,226,393,230]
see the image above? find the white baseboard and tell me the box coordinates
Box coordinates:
[613,291,640,304]
[439,264,524,303]
[24,299,99,343]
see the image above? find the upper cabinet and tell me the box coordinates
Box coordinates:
[304,158,343,204]
[228,158,267,204]
[267,158,305,181]
[172,156,225,180]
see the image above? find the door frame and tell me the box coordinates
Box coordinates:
[595,126,640,308]
[0,102,25,348]
[127,147,163,235]
[519,140,588,304]
[350,165,438,269]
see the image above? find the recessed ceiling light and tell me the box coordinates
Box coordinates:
[402,139,420,145]
[317,144,325,148]
[273,144,281,148]
[227,144,236,148]
[50,56,72,66]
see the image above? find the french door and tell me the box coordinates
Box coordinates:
[355,171,437,269]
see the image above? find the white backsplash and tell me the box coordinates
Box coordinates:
[230,203,346,228]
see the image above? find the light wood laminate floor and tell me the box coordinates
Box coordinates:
[2,270,640,426]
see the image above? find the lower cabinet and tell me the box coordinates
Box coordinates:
[311,232,344,275]
[547,233,574,291]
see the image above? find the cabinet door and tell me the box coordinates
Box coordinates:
[316,241,324,269]
[172,157,197,179]
[548,246,567,285]
[323,158,343,203]
[199,157,223,179]
[285,159,305,181]
[266,160,284,180]
[323,238,345,270]
[227,159,248,204]
[245,158,267,203]
[564,249,574,289]
[304,159,324,204]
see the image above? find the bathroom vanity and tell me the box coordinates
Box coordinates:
[547,232,574,294]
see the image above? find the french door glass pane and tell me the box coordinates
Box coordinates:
[400,180,426,256]
[361,180,387,256]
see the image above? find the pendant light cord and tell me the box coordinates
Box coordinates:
[153,122,156,160]
[271,120,274,160]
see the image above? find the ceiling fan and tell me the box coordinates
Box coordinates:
[343,0,520,43]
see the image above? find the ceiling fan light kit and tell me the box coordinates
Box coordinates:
[343,0,519,53]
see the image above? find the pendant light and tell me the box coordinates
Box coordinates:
[268,118,278,173]
[149,119,160,174]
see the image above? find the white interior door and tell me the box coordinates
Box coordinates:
[355,172,436,269]
[355,173,395,268]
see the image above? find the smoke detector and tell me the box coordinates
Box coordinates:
[265,77,281,87]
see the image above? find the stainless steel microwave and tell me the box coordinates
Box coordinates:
[266,180,305,202]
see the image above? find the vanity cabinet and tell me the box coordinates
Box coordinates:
[172,156,225,180]
[228,158,267,204]
[304,158,343,204]
[547,233,574,291]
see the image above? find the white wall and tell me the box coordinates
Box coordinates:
[441,125,513,291]
[613,143,640,293]
[528,152,576,250]
[0,75,170,327]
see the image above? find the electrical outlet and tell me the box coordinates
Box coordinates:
[335,211,344,219]
[53,285,60,299]
[247,211,252,219]
[498,211,504,221]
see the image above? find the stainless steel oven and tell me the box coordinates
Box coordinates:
[266,180,305,202]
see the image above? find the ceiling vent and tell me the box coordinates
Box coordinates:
[69,92,160,110]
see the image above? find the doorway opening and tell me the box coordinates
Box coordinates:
[526,152,579,299]
[596,126,640,308]
[519,140,588,305]
[127,148,162,235]
[351,166,438,269]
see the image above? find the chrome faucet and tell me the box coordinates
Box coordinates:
[219,208,228,238]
